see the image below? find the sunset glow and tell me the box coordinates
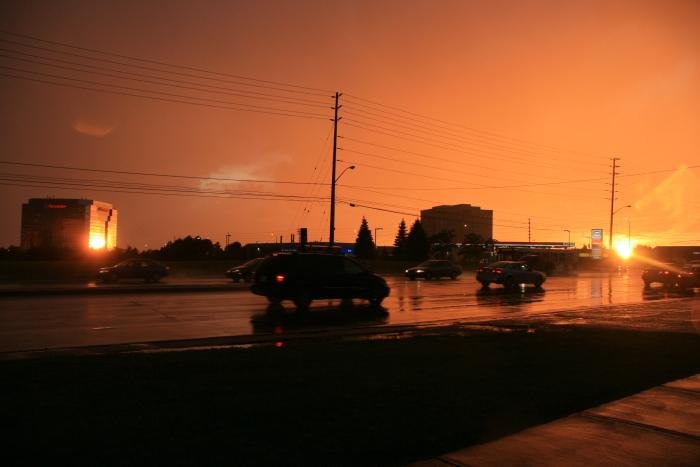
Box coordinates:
[89,234,106,250]
[613,239,633,260]
[0,2,698,250]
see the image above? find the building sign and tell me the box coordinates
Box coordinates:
[591,228,603,259]
[47,204,67,209]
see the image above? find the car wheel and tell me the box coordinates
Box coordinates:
[266,296,282,305]
[425,272,433,280]
[232,278,241,283]
[145,273,160,283]
[408,276,416,281]
[534,278,543,288]
[450,273,457,280]
[504,276,515,289]
[293,290,312,311]
[480,281,490,288]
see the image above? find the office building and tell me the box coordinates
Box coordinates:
[21,198,118,251]
[421,204,493,241]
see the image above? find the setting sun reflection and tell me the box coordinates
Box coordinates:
[89,234,106,250]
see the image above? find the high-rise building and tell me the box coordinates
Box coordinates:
[20,198,118,251]
[421,204,493,241]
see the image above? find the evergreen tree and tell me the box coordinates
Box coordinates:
[406,219,429,261]
[393,219,408,259]
[354,217,376,259]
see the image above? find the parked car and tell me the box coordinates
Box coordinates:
[642,263,680,288]
[405,260,462,280]
[675,264,700,290]
[251,253,389,310]
[225,258,264,283]
[97,259,170,283]
[476,261,545,289]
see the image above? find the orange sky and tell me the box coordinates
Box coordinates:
[1,0,698,249]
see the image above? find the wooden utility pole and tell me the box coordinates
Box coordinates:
[329,91,341,248]
[608,157,620,251]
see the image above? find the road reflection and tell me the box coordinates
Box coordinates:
[475,286,546,307]
[250,302,389,334]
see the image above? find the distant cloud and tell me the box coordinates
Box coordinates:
[201,153,294,191]
[71,119,117,137]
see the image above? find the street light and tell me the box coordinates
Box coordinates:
[374,227,383,246]
[610,204,632,250]
[563,229,571,248]
[329,164,355,248]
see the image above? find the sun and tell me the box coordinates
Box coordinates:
[613,239,633,259]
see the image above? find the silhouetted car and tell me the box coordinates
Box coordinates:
[642,263,679,288]
[476,261,545,289]
[251,253,389,310]
[225,258,264,283]
[405,260,461,280]
[675,264,700,290]
[97,259,169,283]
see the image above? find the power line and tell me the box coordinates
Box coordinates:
[343,93,597,158]
[339,147,575,183]
[1,72,330,120]
[0,160,332,186]
[0,49,333,108]
[0,31,333,96]
[0,173,330,201]
[342,106,605,167]
[1,65,331,118]
[342,121,604,172]
[339,136,605,178]
[338,158,608,190]
[0,180,330,203]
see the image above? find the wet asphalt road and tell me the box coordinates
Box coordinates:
[0,272,697,353]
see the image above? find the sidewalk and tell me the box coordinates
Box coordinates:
[412,374,700,466]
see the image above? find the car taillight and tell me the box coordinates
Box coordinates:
[493,268,503,274]
[476,268,484,273]
[275,274,286,283]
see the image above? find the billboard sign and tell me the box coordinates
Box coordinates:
[591,228,603,259]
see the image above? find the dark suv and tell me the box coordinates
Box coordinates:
[251,253,390,310]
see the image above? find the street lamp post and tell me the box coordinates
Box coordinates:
[610,204,632,251]
[563,229,571,248]
[329,164,355,248]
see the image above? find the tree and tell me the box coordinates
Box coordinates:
[158,235,223,260]
[428,229,455,258]
[406,219,429,261]
[224,241,244,260]
[393,219,408,259]
[354,217,376,259]
[460,232,486,265]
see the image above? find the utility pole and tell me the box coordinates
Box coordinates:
[608,157,620,252]
[329,91,342,248]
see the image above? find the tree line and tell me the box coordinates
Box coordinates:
[0,220,493,263]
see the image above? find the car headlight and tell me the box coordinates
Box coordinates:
[416,269,424,273]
